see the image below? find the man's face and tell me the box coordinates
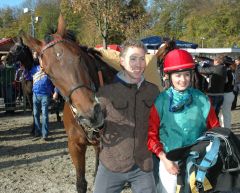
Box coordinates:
[120,47,146,83]
[235,59,240,65]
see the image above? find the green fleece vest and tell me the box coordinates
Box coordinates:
[155,87,210,152]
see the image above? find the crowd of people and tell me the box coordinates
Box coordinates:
[1,38,240,192]
[197,54,239,129]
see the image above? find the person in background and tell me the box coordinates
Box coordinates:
[0,55,6,70]
[52,87,62,122]
[220,56,235,128]
[0,56,6,97]
[197,55,227,119]
[93,39,159,193]
[232,56,240,109]
[0,55,17,109]
[31,52,54,140]
[147,49,219,193]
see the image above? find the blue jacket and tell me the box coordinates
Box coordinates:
[30,65,53,96]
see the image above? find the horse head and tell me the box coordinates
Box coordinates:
[5,36,34,71]
[21,14,107,130]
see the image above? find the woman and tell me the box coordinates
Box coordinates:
[147,49,220,193]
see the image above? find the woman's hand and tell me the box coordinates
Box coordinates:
[158,151,179,175]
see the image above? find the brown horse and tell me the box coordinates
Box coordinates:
[22,15,118,193]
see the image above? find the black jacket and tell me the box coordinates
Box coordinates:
[198,64,227,95]
[224,67,234,92]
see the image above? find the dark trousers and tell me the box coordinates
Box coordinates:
[232,90,238,109]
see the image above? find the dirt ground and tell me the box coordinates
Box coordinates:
[0,110,133,193]
[0,98,240,193]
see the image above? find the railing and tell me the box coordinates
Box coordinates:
[0,66,27,112]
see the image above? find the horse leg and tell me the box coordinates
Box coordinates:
[68,140,87,193]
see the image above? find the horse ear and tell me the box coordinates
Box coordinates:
[57,14,66,37]
[21,30,43,53]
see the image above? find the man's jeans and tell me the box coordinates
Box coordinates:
[33,93,50,138]
[93,162,156,193]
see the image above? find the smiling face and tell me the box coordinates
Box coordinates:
[120,47,146,84]
[170,70,191,91]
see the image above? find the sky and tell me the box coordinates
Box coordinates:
[0,0,154,9]
[0,0,25,8]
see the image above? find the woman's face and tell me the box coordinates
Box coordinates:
[171,70,191,91]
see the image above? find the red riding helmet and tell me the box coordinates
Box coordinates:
[163,49,195,73]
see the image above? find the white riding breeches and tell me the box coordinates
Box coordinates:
[159,160,177,193]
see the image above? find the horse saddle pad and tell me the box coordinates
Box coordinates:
[166,127,240,193]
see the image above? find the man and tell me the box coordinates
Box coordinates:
[31,52,53,140]
[93,39,159,193]
[0,56,6,70]
[232,56,240,109]
[198,55,227,118]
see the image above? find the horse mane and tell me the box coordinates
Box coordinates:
[79,46,103,60]
[44,28,77,43]
[155,39,177,60]
[44,28,103,61]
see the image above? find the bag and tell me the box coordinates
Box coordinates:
[166,127,240,193]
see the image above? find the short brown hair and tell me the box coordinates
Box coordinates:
[120,39,147,57]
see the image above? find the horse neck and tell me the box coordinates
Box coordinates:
[82,52,117,88]
[81,53,102,88]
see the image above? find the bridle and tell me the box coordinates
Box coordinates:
[39,36,103,104]
[39,35,104,143]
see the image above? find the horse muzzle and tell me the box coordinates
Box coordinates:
[74,103,105,129]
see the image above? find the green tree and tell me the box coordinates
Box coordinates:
[71,0,149,46]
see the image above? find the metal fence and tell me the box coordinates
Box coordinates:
[0,66,26,112]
